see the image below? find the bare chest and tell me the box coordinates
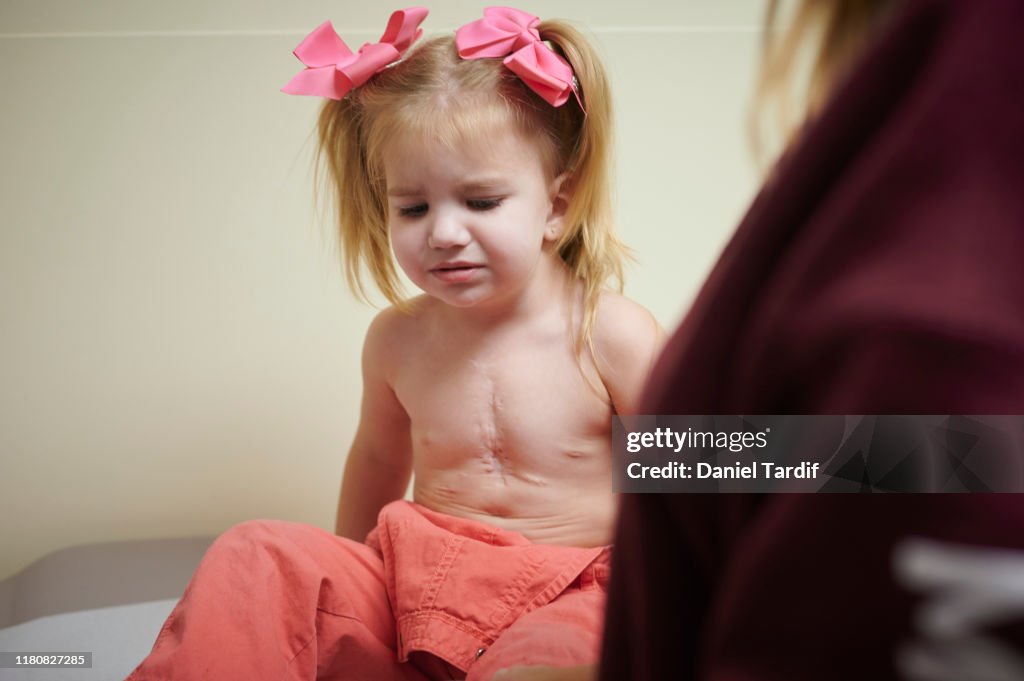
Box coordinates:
[391,337,611,474]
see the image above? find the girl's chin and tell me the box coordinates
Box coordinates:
[435,292,489,309]
[421,285,496,310]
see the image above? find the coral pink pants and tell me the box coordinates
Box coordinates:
[126,501,610,681]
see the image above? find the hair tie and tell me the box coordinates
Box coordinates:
[282,7,429,100]
[455,6,584,110]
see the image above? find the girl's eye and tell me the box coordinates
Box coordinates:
[467,198,502,211]
[398,203,428,218]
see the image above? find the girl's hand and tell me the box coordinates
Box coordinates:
[491,663,596,681]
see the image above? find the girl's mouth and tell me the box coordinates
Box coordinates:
[430,263,483,283]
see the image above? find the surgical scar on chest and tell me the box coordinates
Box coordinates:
[476,375,508,480]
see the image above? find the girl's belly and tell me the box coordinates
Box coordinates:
[412,467,615,547]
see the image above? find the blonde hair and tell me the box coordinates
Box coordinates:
[751,0,896,165]
[316,19,626,350]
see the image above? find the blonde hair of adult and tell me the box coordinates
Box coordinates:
[752,0,896,164]
[316,20,626,352]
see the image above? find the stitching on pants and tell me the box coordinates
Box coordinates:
[420,536,465,610]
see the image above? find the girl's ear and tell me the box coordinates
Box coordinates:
[544,172,574,242]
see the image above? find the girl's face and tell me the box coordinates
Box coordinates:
[382,125,568,312]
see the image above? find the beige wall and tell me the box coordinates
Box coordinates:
[0,1,762,580]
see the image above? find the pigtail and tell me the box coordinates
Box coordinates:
[316,98,405,308]
[538,20,630,353]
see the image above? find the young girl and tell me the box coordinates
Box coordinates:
[126,7,660,681]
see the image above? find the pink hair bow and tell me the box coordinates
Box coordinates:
[282,7,428,100]
[455,6,582,109]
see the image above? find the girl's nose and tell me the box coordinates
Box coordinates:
[426,211,471,249]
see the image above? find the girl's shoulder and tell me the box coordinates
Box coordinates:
[592,291,664,354]
[363,296,435,355]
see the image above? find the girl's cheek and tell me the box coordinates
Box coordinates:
[391,234,424,278]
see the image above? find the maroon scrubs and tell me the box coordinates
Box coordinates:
[599,0,1024,678]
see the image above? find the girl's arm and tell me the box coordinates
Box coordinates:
[335,309,414,541]
[592,293,665,416]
